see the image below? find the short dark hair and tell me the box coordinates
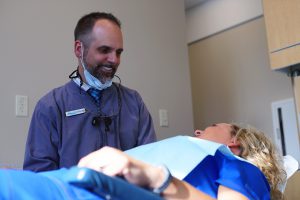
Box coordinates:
[74,12,121,47]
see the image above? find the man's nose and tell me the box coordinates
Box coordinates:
[107,52,119,64]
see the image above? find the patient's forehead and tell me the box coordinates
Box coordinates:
[218,123,231,127]
[214,123,232,132]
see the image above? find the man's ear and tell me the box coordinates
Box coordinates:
[74,40,82,58]
[228,140,241,156]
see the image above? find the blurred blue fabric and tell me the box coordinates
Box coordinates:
[0,167,162,200]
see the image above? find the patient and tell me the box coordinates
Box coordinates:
[0,123,285,200]
[78,123,286,200]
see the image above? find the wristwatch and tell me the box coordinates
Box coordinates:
[152,165,173,194]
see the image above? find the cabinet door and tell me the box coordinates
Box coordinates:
[263,0,300,69]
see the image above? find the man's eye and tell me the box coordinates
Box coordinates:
[100,48,110,54]
[116,50,123,56]
[97,46,112,54]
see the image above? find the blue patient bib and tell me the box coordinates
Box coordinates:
[126,136,237,179]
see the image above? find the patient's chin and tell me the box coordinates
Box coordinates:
[229,146,241,156]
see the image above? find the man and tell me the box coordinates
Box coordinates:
[23,12,156,172]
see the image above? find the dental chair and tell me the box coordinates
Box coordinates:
[281,155,299,192]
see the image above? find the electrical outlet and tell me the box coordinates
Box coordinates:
[16,95,28,117]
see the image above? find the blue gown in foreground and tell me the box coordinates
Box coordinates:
[0,167,162,200]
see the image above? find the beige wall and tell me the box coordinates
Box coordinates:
[188,17,293,139]
[185,0,262,43]
[0,0,194,168]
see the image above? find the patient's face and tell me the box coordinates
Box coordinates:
[194,123,233,145]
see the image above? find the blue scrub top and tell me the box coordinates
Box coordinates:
[23,80,156,172]
[184,151,270,200]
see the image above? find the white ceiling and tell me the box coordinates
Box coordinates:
[184,0,207,10]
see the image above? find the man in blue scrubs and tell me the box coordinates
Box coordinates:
[23,12,156,172]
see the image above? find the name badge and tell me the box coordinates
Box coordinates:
[65,108,86,117]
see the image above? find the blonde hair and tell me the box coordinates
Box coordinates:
[231,124,286,200]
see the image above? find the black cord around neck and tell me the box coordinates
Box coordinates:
[69,68,84,90]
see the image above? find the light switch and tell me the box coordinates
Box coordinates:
[159,109,168,127]
[16,95,28,117]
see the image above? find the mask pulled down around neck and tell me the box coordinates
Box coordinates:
[83,67,112,90]
[80,43,113,90]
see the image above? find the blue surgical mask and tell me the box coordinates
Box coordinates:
[80,43,113,90]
